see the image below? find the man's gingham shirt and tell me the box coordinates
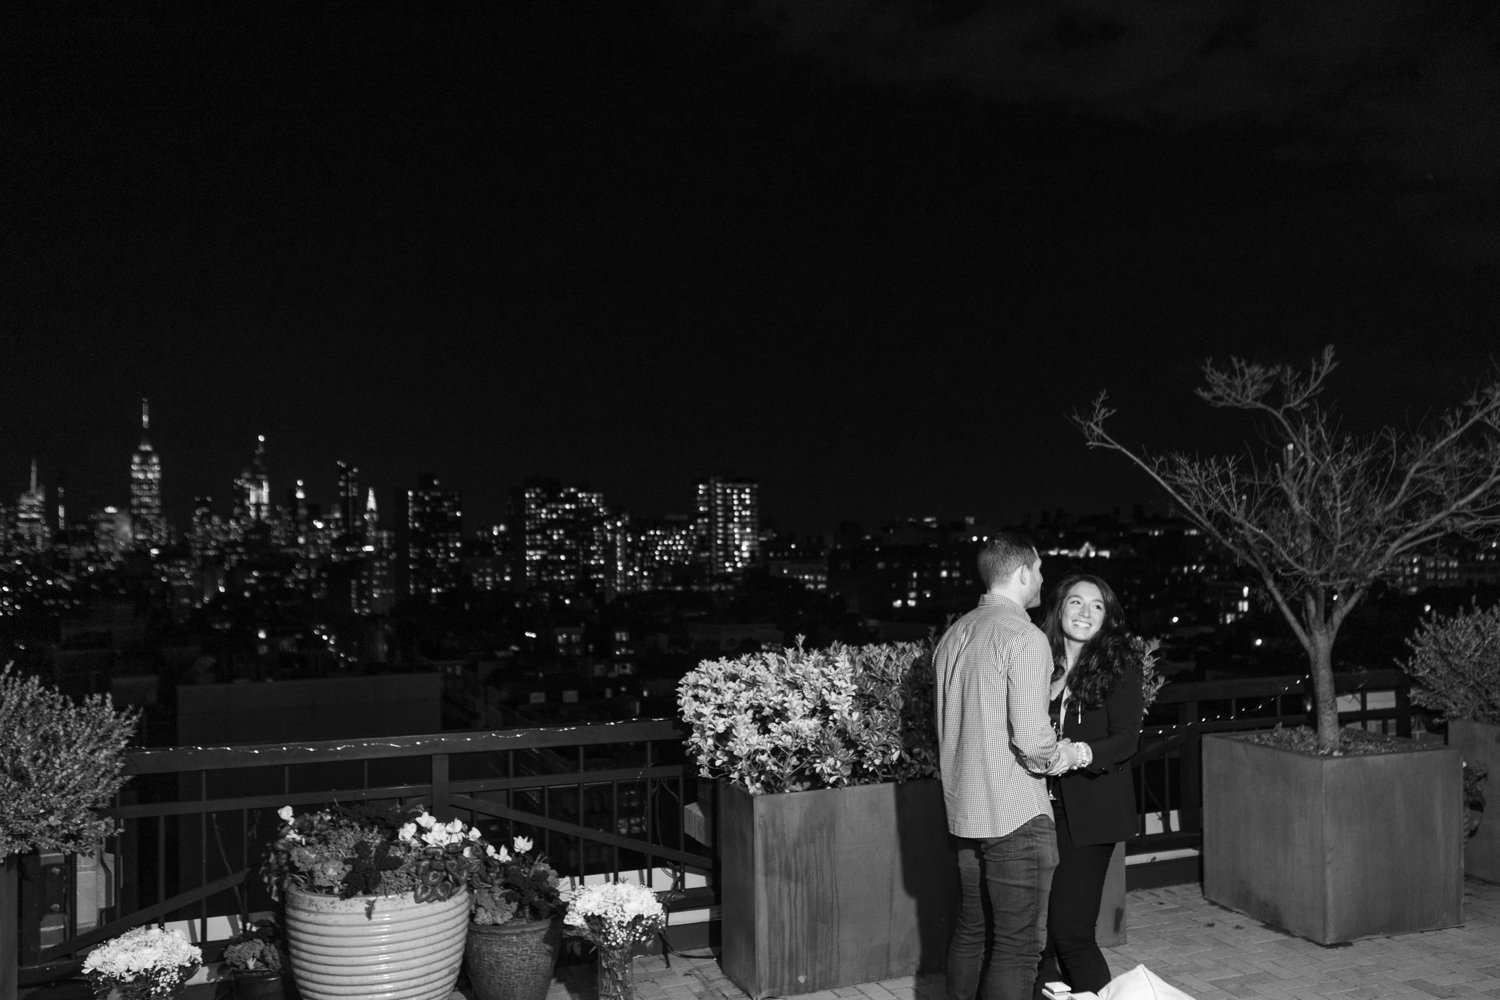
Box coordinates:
[933,593,1058,838]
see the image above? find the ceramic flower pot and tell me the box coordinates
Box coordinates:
[233,968,289,1000]
[463,916,561,1000]
[284,886,469,1000]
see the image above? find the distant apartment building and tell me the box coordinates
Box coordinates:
[695,475,760,577]
[518,479,612,594]
[404,474,462,600]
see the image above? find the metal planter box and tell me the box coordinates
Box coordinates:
[1449,719,1500,885]
[718,779,955,999]
[1202,731,1463,945]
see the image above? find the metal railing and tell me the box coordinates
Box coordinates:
[16,718,709,991]
[11,669,1419,995]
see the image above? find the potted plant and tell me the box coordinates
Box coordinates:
[221,919,287,1000]
[462,835,567,1000]
[81,925,202,1000]
[261,803,483,1000]
[1401,599,1500,883]
[1077,348,1489,942]
[563,882,665,1000]
[1,664,138,1000]
[677,638,950,998]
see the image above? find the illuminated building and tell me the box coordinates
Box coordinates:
[518,479,611,593]
[404,474,462,600]
[233,435,272,527]
[695,475,761,576]
[14,457,49,553]
[128,399,164,547]
[336,460,362,551]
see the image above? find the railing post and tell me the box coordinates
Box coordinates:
[432,753,451,818]
[3,853,19,1000]
[1180,698,1203,835]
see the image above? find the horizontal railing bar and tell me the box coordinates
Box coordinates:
[37,868,252,962]
[449,793,712,870]
[123,719,685,774]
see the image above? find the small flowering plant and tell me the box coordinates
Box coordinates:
[470,834,567,925]
[221,919,284,973]
[261,802,484,903]
[82,925,201,1000]
[678,639,937,794]
[563,881,664,952]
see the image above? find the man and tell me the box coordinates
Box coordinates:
[934,532,1084,1000]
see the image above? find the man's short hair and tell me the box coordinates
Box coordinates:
[977,532,1037,588]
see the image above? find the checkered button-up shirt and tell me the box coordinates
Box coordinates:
[933,593,1058,838]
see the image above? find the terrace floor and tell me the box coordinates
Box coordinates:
[526,877,1500,1000]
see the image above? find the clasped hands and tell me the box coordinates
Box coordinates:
[1046,738,1090,776]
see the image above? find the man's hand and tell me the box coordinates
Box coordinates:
[1046,740,1084,776]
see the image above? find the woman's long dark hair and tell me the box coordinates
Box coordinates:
[1041,573,1135,710]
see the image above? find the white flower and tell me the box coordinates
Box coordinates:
[398,822,418,842]
[415,811,437,829]
[277,806,294,823]
[468,828,483,840]
[487,843,511,863]
[445,819,466,835]
[513,835,533,854]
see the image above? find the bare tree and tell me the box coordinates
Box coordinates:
[1076,345,1500,751]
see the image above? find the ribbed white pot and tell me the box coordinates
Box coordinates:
[284,886,469,1000]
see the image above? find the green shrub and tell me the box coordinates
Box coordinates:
[678,638,936,794]
[1401,601,1500,725]
[1,664,139,858]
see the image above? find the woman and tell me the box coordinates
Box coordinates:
[1034,574,1145,998]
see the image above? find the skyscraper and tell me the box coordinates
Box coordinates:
[14,458,49,552]
[696,475,761,576]
[336,460,361,547]
[129,399,164,547]
[404,474,462,600]
[234,435,272,527]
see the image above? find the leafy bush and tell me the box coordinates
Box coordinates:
[678,638,936,794]
[1401,601,1500,725]
[1,664,139,858]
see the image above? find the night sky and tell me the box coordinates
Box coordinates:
[6,1,1499,534]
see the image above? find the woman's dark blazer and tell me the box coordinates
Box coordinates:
[1055,659,1145,848]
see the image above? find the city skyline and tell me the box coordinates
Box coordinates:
[7,6,1498,535]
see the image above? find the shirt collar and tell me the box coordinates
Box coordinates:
[978,593,1025,612]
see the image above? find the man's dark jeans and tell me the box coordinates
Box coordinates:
[946,814,1059,1000]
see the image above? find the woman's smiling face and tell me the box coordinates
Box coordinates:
[1060,580,1106,645]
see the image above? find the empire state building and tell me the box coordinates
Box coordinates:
[130,398,164,547]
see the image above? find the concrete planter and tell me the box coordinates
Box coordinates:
[1202,732,1463,945]
[1449,719,1500,884]
[718,779,955,998]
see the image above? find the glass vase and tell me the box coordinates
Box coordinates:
[595,943,635,1000]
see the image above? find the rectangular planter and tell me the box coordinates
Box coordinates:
[1202,732,1464,945]
[718,779,956,999]
[1449,719,1500,884]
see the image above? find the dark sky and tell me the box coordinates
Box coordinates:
[6,1,1499,534]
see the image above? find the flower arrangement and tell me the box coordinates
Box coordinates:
[82,925,201,1000]
[1,663,139,858]
[261,803,485,904]
[470,834,567,925]
[1401,599,1500,725]
[678,638,936,794]
[221,919,284,973]
[563,881,664,952]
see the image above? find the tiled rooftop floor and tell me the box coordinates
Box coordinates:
[529,877,1500,1000]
